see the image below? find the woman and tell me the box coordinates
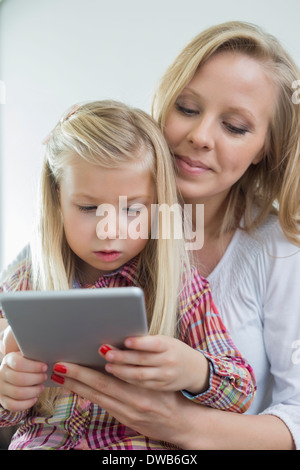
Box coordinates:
[2,22,300,449]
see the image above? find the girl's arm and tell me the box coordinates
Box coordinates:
[95,281,256,413]
[0,319,8,361]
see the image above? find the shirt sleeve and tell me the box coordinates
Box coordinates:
[0,404,28,427]
[0,246,32,319]
[179,277,256,413]
[256,224,300,449]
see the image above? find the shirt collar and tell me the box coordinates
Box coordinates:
[73,256,140,289]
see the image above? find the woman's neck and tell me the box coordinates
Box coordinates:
[187,194,235,277]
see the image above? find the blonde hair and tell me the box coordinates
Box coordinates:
[29,100,190,414]
[153,21,300,245]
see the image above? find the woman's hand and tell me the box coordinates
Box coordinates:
[51,360,197,447]
[100,335,210,394]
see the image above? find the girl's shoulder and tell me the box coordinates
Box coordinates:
[179,266,212,317]
[0,245,32,293]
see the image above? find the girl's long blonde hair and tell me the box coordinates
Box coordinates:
[29,100,190,414]
[152,21,300,245]
[32,99,190,336]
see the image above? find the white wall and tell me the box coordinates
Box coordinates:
[1,0,300,268]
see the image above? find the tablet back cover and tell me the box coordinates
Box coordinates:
[1,287,148,385]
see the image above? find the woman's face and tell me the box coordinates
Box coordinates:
[164,52,277,205]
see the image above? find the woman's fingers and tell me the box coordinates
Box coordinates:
[52,361,147,406]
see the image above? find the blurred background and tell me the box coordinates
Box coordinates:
[0,0,300,269]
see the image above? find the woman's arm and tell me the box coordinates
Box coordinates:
[52,362,295,450]
[181,405,295,450]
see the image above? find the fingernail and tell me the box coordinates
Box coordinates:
[99,345,112,355]
[51,373,65,385]
[53,364,67,374]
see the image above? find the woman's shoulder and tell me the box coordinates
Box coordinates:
[239,214,300,261]
[208,214,300,303]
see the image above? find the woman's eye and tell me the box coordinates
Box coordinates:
[224,122,249,136]
[78,205,97,212]
[175,103,199,116]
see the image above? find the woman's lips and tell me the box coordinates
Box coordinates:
[93,251,122,262]
[175,155,211,175]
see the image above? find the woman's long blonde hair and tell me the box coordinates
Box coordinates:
[30,100,190,414]
[153,21,300,245]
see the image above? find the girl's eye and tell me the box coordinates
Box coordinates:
[175,102,199,116]
[224,122,249,136]
[125,206,143,216]
[78,205,97,213]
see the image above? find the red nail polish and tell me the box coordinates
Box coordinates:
[100,344,112,355]
[53,364,67,374]
[51,373,65,385]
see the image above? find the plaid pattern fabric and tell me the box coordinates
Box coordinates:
[0,257,256,450]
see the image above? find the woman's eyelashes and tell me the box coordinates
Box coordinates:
[175,101,250,136]
[175,102,199,116]
[223,122,250,136]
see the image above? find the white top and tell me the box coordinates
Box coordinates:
[207,214,300,448]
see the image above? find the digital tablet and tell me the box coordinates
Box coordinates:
[0,287,148,386]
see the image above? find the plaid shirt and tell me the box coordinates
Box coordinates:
[0,257,256,450]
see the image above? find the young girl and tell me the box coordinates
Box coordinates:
[0,100,255,450]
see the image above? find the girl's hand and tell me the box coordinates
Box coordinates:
[0,352,48,412]
[0,326,19,356]
[100,335,210,394]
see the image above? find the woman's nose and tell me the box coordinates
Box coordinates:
[187,116,215,150]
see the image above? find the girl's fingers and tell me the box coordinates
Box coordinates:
[0,396,39,413]
[3,352,48,374]
[3,368,48,387]
[104,348,162,367]
[124,335,168,353]
[99,335,172,366]
[2,382,45,402]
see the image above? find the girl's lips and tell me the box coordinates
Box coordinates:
[93,251,122,262]
[175,155,211,175]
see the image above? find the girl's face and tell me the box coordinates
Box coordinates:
[59,157,155,283]
[164,52,277,205]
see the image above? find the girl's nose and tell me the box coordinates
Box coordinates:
[96,204,119,240]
